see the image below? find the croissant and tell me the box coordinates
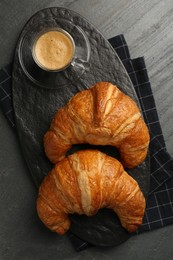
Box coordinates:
[37,150,146,235]
[44,82,149,168]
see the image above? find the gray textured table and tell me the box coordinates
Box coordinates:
[0,1,173,259]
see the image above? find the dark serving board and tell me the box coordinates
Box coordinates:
[12,7,150,247]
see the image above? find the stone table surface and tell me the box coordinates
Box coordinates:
[0,0,173,259]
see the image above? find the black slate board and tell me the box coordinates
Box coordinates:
[12,7,150,247]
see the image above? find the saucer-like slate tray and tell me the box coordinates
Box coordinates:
[12,7,150,247]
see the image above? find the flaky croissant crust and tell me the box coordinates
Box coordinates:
[37,150,146,235]
[44,82,150,168]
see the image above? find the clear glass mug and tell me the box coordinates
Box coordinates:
[32,28,76,72]
[19,20,91,89]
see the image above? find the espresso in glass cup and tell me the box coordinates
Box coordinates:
[32,29,75,72]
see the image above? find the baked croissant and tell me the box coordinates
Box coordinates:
[37,150,146,235]
[44,82,149,168]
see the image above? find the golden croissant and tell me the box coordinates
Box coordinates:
[37,150,146,235]
[44,82,149,168]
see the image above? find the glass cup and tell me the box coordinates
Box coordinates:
[19,19,91,89]
[32,28,76,72]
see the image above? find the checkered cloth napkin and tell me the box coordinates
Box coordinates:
[0,35,173,251]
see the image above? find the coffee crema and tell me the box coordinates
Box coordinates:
[33,30,75,71]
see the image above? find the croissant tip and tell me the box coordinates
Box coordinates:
[125,224,140,233]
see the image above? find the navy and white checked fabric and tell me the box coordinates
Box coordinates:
[0,64,14,128]
[0,35,173,251]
